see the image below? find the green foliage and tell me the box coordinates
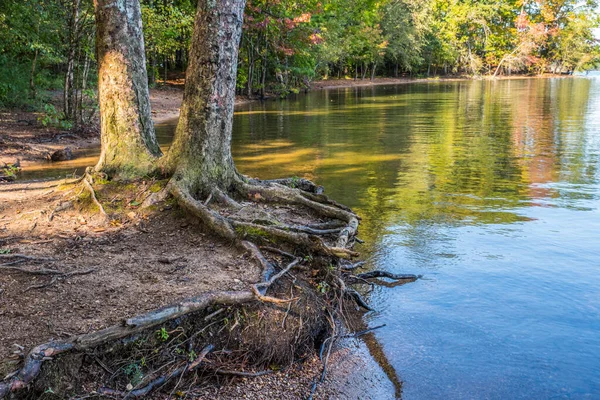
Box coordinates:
[317,281,330,294]
[0,0,597,112]
[38,104,73,130]
[122,362,144,386]
[156,327,169,342]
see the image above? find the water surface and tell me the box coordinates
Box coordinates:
[231,78,600,399]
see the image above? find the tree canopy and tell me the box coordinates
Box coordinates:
[0,0,598,109]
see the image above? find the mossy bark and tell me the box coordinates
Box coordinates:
[165,0,246,196]
[94,0,161,177]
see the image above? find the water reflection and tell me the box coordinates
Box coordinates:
[231,77,600,398]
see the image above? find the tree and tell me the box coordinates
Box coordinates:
[94,0,161,176]
[164,0,358,258]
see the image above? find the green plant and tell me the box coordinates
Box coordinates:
[156,327,169,342]
[0,248,11,254]
[317,281,330,294]
[38,103,73,129]
[188,349,197,362]
[122,363,143,386]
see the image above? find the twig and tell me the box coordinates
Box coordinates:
[213,369,273,377]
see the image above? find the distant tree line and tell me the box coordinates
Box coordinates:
[0,0,598,111]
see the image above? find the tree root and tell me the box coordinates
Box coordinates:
[0,254,54,262]
[83,172,108,222]
[97,344,214,398]
[354,271,420,282]
[0,175,420,399]
[24,268,97,292]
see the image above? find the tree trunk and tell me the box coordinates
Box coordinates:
[79,53,90,123]
[370,62,376,81]
[64,0,80,120]
[94,0,161,176]
[166,0,245,195]
[29,48,38,99]
[164,56,168,85]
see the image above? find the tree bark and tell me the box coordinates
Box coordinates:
[94,0,162,176]
[29,49,38,99]
[64,0,80,120]
[165,0,246,195]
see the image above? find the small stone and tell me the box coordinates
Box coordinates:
[126,383,133,391]
[49,147,73,162]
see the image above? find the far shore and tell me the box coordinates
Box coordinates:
[0,73,578,168]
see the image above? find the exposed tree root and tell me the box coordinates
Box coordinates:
[24,268,97,292]
[355,271,420,281]
[83,172,108,222]
[0,254,54,262]
[97,344,214,398]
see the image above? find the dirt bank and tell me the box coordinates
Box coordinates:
[0,173,402,399]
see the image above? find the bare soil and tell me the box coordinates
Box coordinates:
[0,179,260,368]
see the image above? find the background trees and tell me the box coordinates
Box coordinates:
[0,0,598,111]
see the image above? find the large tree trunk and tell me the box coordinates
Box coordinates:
[94,0,161,176]
[166,0,245,195]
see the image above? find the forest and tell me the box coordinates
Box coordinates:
[1,0,599,112]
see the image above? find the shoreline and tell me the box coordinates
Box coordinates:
[1,73,578,169]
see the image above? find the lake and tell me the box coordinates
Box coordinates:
[230,77,600,399]
[21,76,600,398]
